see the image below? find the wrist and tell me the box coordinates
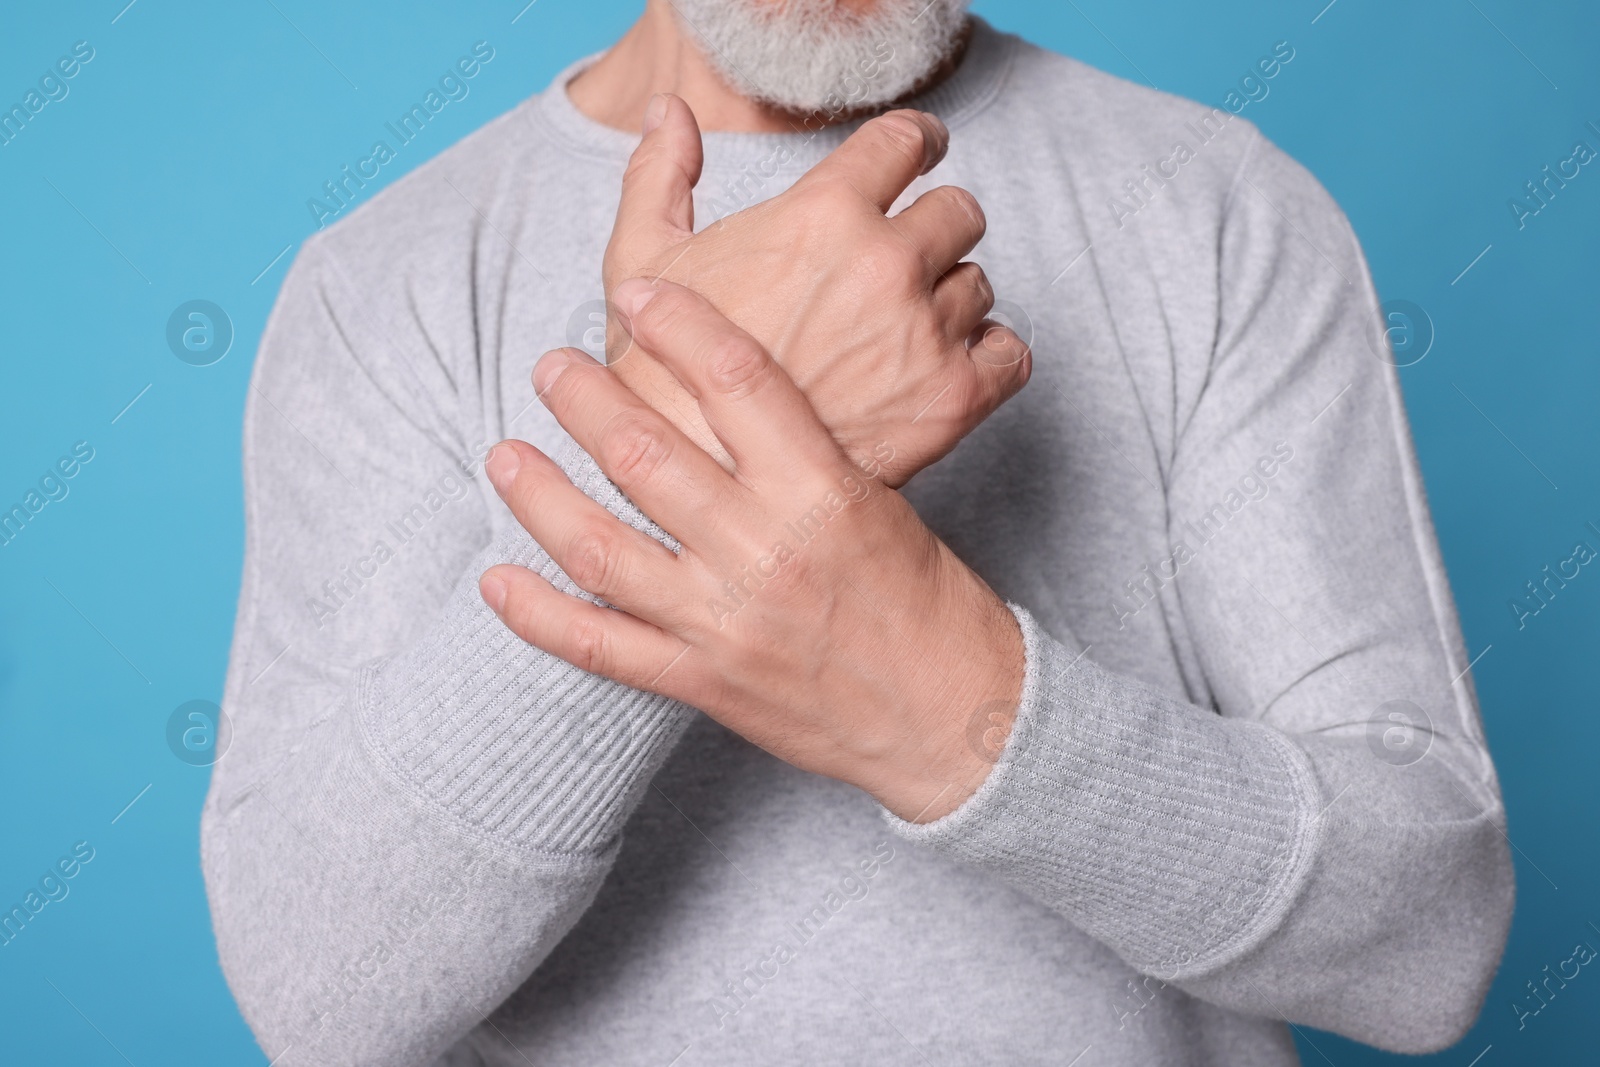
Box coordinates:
[863,570,1024,824]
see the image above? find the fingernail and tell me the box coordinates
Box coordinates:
[642,93,668,136]
[920,114,950,173]
[534,350,575,397]
[481,574,507,613]
[626,280,659,320]
[611,279,660,329]
[485,443,520,493]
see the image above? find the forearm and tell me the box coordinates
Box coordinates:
[885,607,1511,1052]
[206,442,695,1065]
[202,693,619,1065]
[365,441,694,853]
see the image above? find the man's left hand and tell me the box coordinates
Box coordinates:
[480,278,1024,823]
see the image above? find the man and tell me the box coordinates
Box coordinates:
[204,1,1513,1064]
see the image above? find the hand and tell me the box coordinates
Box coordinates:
[482,279,1025,823]
[601,94,1031,488]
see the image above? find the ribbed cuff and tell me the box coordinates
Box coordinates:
[886,604,1320,976]
[361,441,693,854]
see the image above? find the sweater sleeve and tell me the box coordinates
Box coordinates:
[200,238,693,1067]
[885,132,1514,1054]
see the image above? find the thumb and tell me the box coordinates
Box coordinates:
[607,93,704,271]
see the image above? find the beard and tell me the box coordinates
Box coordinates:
[667,0,972,115]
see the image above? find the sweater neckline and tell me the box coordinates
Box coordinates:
[525,17,1015,175]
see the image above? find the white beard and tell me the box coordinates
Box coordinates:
[668,0,972,115]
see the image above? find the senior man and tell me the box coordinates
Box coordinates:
[204,1,1513,1064]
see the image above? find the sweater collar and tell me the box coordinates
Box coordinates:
[528,16,1016,175]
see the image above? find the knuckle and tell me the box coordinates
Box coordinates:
[564,613,610,675]
[701,335,770,397]
[798,183,843,216]
[620,152,650,191]
[796,180,871,232]
[976,272,995,310]
[942,185,986,234]
[564,525,622,595]
[602,412,674,483]
[871,111,929,167]
[621,138,670,186]
[788,179,831,209]
[856,238,921,287]
[959,263,994,311]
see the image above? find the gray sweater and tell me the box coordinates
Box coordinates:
[203,20,1513,1067]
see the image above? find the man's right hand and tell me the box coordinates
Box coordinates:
[599,94,1030,488]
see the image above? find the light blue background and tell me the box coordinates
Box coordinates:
[1,1,1595,1062]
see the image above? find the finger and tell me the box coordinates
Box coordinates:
[906,322,1032,446]
[613,279,836,484]
[534,347,745,541]
[480,563,694,695]
[889,185,986,281]
[930,261,994,339]
[607,93,703,265]
[957,321,1033,420]
[795,109,948,212]
[484,439,691,626]
[896,329,1030,460]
